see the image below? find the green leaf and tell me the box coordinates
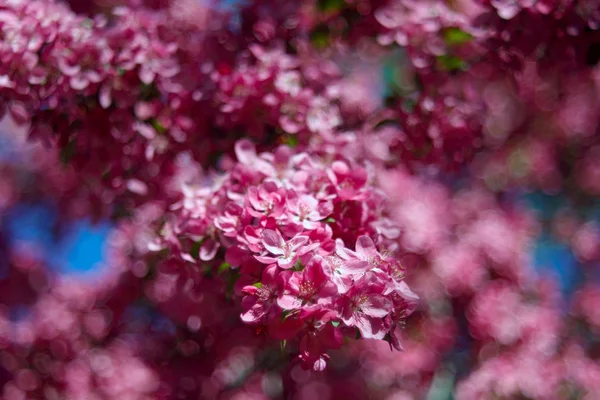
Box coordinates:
[281,134,299,148]
[310,25,330,49]
[190,240,203,261]
[317,0,346,12]
[442,27,473,46]
[324,217,336,224]
[436,55,467,72]
[292,260,304,272]
[218,262,231,274]
[150,119,167,135]
[253,282,263,288]
[331,321,340,327]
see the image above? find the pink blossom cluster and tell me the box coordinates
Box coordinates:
[145,139,418,371]
[210,44,341,140]
[0,0,190,212]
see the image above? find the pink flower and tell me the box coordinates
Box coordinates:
[254,229,314,269]
[246,183,285,218]
[327,161,368,201]
[321,240,373,294]
[277,255,337,310]
[240,265,281,324]
[275,70,302,96]
[286,191,333,230]
[339,235,387,271]
[214,202,246,238]
[338,277,393,339]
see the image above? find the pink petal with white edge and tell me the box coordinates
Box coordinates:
[199,238,219,261]
[262,229,285,255]
[355,235,377,258]
[360,294,392,318]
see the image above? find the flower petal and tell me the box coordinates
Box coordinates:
[355,235,377,259]
[354,313,386,340]
[254,255,278,265]
[198,238,218,261]
[339,260,370,275]
[262,229,285,255]
[288,235,309,250]
[277,294,302,310]
[361,294,392,318]
[241,303,266,323]
[235,139,257,165]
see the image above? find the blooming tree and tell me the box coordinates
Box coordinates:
[0,0,599,398]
